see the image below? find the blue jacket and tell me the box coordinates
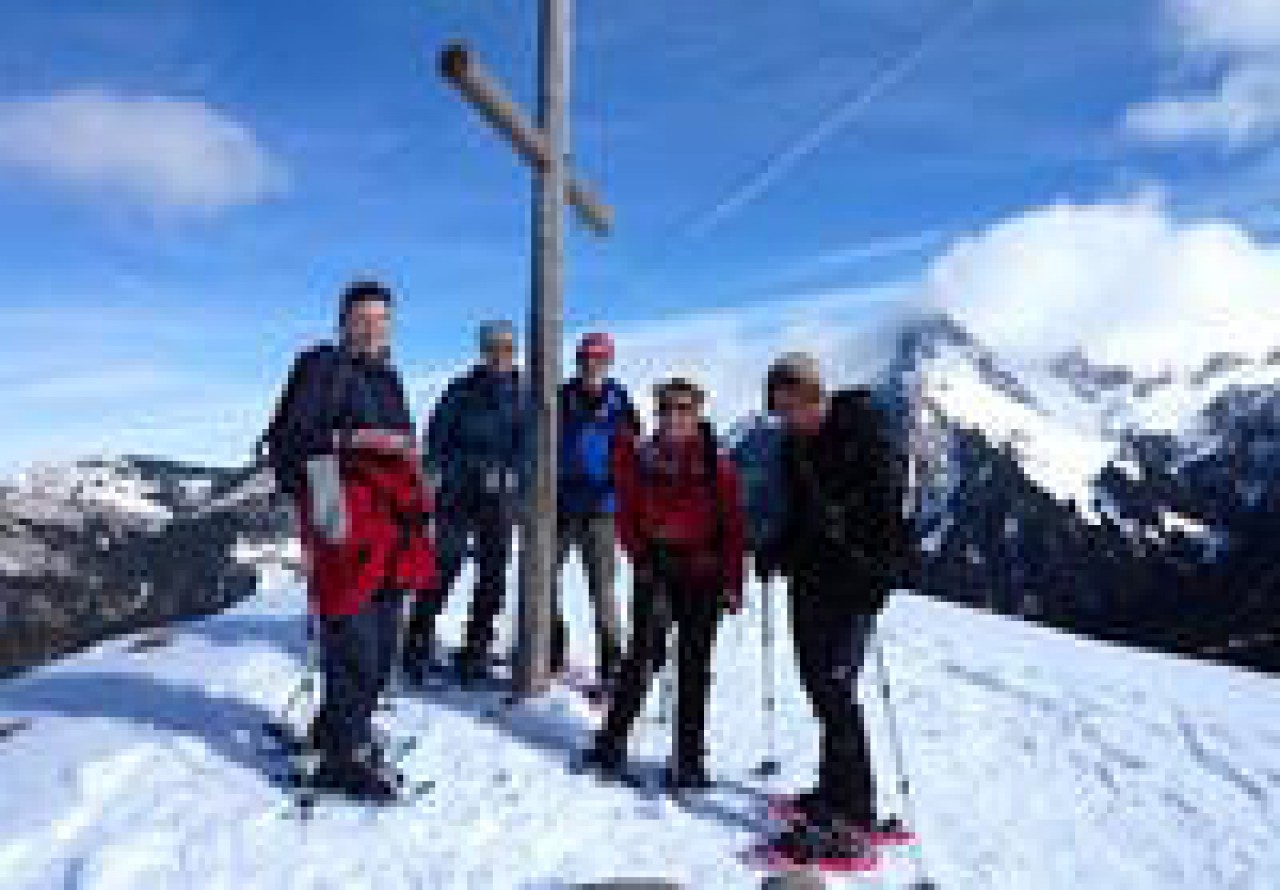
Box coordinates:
[425,365,530,505]
[558,377,640,516]
[268,343,414,496]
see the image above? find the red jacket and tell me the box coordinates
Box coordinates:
[297,444,436,617]
[613,431,745,603]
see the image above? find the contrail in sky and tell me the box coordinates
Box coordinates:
[680,0,996,241]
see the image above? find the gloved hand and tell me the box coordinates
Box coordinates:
[721,588,744,614]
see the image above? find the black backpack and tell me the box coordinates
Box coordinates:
[258,346,352,499]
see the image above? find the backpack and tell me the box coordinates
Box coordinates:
[258,346,353,498]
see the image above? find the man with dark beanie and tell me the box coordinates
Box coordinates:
[263,280,436,804]
[736,352,918,861]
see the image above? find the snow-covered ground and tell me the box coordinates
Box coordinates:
[2,559,1279,890]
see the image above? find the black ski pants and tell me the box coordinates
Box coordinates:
[601,571,722,769]
[311,588,405,761]
[407,491,515,661]
[789,575,881,823]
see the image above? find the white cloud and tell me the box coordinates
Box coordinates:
[1171,0,1280,54]
[1127,0,1280,148]
[1127,64,1280,148]
[921,195,1280,373]
[0,89,285,215]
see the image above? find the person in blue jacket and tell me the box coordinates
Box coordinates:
[402,321,530,684]
[550,332,640,684]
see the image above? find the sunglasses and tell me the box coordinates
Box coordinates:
[657,400,699,416]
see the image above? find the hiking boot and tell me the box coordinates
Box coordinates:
[759,821,878,869]
[579,734,626,778]
[453,649,494,686]
[662,761,713,791]
[340,756,400,804]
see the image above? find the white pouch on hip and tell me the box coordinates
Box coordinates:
[305,455,347,544]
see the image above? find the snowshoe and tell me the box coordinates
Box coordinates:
[860,815,918,848]
[765,794,917,848]
[742,822,881,875]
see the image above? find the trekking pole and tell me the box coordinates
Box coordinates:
[265,614,319,748]
[874,633,939,890]
[752,576,780,779]
[649,546,675,730]
[658,619,676,729]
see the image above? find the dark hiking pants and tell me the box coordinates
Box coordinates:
[601,571,722,769]
[311,588,405,761]
[406,492,514,661]
[789,576,881,823]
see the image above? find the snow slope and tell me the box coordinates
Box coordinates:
[2,561,1278,890]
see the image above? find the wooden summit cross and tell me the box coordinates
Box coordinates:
[438,0,614,697]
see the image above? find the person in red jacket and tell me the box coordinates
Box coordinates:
[581,377,745,789]
[267,280,436,804]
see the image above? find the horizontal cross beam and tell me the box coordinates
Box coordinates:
[440,43,613,236]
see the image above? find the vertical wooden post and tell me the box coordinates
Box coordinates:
[514,0,571,696]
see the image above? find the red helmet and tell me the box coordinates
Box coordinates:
[576,331,615,362]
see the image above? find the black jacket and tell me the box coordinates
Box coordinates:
[267,344,414,496]
[776,387,918,611]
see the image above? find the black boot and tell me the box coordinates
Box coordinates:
[453,647,497,686]
[579,733,625,778]
[761,820,877,867]
[303,747,398,805]
[340,756,400,804]
[662,758,712,791]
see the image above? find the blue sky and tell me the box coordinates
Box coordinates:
[1,0,1278,469]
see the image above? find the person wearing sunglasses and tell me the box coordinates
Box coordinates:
[403,321,530,685]
[581,377,745,790]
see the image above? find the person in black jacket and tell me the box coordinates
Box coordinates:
[753,352,918,845]
[263,280,432,804]
[402,321,530,684]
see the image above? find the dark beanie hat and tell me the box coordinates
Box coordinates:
[339,279,394,324]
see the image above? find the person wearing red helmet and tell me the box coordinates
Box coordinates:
[551,331,640,687]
